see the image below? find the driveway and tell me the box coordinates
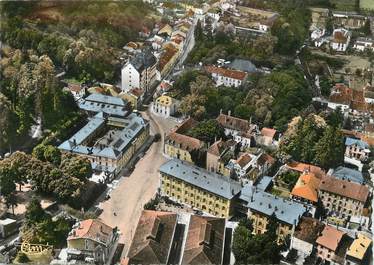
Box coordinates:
[98,108,178,258]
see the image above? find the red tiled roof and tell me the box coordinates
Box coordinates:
[319,175,369,202]
[316,225,345,251]
[261,127,276,139]
[205,65,247,80]
[291,173,321,203]
[286,161,325,179]
[67,219,113,245]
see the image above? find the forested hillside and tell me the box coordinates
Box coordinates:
[0,1,157,153]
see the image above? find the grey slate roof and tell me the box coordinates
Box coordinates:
[85,94,127,107]
[227,59,257,73]
[247,190,307,225]
[129,49,157,72]
[330,166,364,184]
[345,137,369,149]
[58,112,148,160]
[255,176,273,191]
[159,159,242,199]
[78,94,129,117]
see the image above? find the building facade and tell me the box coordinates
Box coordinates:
[67,219,118,264]
[318,175,369,219]
[152,95,178,118]
[59,112,149,176]
[159,159,242,218]
[121,49,157,93]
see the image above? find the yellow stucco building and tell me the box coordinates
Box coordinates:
[159,159,242,218]
[164,118,204,164]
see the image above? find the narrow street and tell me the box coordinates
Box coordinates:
[98,108,178,258]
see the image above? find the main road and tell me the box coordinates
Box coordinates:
[98,108,178,258]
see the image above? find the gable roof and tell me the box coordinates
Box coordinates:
[182,215,225,265]
[316,225,345,251]
[67,219,113,246]
[127,210,177,265]
[166,132,203,152]
[291,173,320,203]
[261,127,276,139]
[205,65,247,81]
[216,113,251,132]
[319,175,369,203]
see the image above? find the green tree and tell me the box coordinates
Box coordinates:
[187,119,225,144]
[24,198,48,225]
[43,145,62,166]
[60,154,92,181]
[313,126,344,169]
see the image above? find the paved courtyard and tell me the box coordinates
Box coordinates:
[98,108,178,257]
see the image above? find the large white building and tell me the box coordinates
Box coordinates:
[353,37,374,52]
[205,65,248,88]
[121,49,157,93]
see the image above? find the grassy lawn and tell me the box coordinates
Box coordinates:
[360,0,374,10]
[331,0,358,11]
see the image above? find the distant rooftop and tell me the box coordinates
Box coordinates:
[159,159,242,200]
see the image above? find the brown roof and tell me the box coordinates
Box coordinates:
[129,87,144,97]
[205,65,247,80]
[257,153,275,166]
[207,139,236,156]
[236,153,253,168]
[175,118,199,134]
[333,30,348,43]
[68,83,82,93]
[166,132,203,151]
[158,45,178,72]
[67,219,113,245]
[319,175,369,202]
[261,127,276,139]
[316,225,345,251]
[182,215,225,265]
[127,210,178,265]
[294,217,324,244]
[216,113,250,132]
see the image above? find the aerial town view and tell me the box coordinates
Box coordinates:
[0,0,374,264]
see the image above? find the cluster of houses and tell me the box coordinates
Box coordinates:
[120,16,195,109]
[310,8,373,52]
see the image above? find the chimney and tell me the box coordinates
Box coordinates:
[220,109,222,114]
[228,110,231,116]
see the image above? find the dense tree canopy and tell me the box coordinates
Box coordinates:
[278,114,345,169]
